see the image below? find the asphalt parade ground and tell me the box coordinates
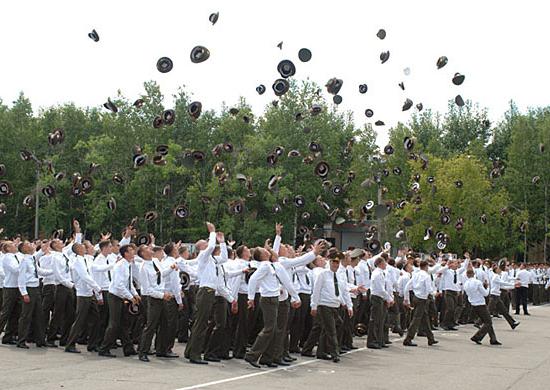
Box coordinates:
[1,305,549,390]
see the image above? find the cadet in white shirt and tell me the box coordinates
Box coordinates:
[98,244,140,357]
[488,264,519,329]
[137,245,176,362]
[37,241,57,341]
[232,245,254,359]
[0,241,22,344]
[91,240,115,344]
[463,269,501,345]
[403,260,439,346]
[515,263,532,315]
[367,256,393,349]
[437,254,470,330]
[65,242,103,353]
[311,250,353,363]
[17,241,53,348]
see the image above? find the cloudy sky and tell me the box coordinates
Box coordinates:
[1,0,548,145]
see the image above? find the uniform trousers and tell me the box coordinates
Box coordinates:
[515,286,529,315]
[233,293,249,358]
[47,285,75,344]
[488,295,516,328]
[404,296,434,343]
[205,296,228,359]
[41,284,56,333]
[185,287,215,360]
[66,296,100,349]
[18,287,45,346]
[471,304,497,342]
[245,296,278,363]
[288,293,310,352]
[367,295,385,347]
[98,293,134,354]
[318,306,340,357]
[441,290,458,328]
[0,287,21,342]
[139,296,168,355]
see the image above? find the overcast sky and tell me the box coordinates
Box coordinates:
[1,0,549,145]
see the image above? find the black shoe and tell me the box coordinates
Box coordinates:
[474,324,481,329]
[428,339,439,346]
[340,346,350,352]
[332,355,340,363]
[431,326,439,331]
[348,345,358,350]
[289,348,301,354]
[384,340,393,345]
[417,332,427,337]
[284,354,297,361]
[367,344,381,349]
[87,346,98,352]
[124,350,137,357]
[274,360,290,366]
[262,362,278,368]
[301,351,315,357]
[445,326,458,331]
[490,340,502,346]
[470,337,482,345]
[380,344,389,348]
[17,343,29,349]
[524,313,530,316]
[316,354,331,360]
[157,352,179,358]
[98,350,116,358]
[65,346,81,353]
[2,340,16,345]
[189,358,208,365]
[45,341,58,348]
[178,338,189,344]
[244,356,261,368]
[233,354,245,359]
[59,341,67,347]
[511,321,520,330]
[139,354,150,362]
[204,356,221,362]
[403,340,417,347]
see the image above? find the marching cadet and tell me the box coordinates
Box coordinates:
[91,240,115,344]
[0,241,22,345]
[98,244,141,357]
[137,245,177,362]
[310,250,353,363]
[463,268,501,346]
[367,255,393,349]
[65,242,103,353]
[402,260,439,346]
[17,241,53,348]
[436,254,470,330]
[488,264,520,330]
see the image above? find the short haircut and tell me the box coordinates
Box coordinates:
[178,246,188,255]
[419,260,429,269]
[374,256,385,267]
[164,243,174,256]
[252,247,263,261]
[17,242,26,253]
[99,240,111,251]
[236,245,247,258]
[120,244,132,258]
[137,245,147,259]
[466,269,475,278]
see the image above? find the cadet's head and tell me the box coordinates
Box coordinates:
[466,269,475,278]
[138,245,152,260]
[374,256,386,270]
[99,240,112,255]
[195,239,208,251]
[72,243,85,256]
[328,251,343,272]
[120,245,135,262]
[236,245,251,260]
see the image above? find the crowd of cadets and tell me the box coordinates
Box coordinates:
[0,220,549,366]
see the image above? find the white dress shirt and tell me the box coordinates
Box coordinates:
[38,254,57,286]
[247,261,299,302]
[2,253,21,288]
[161,256,183,305]
[516,269,532,287]
[92,253,115,291]
[463,278,489,306]
[51,251,74,289]
[404,270,434,301]
[490,273,515,296]
[437,258,469,291]
[370,268,393,302]
[196,232,221,289]
[72,255,101,298]
[311,268,352,310]
[140,258,174,299]
[18,254,53,296]
[397,272,411,298]
[108,258,138,300]
[0,253,4,289]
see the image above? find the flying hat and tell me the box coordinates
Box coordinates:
[128,302,140,316]
[112,174,125,185]
[347,170,356,182]
[402,98,413,111]
[88,29,99,42]
[228,199,245,215]
[174,204,190,219]
[272,204,282,214]
[361,200,375,215]
[455,218,464,230]
[375,120,385,126]
[435,231,445,241]
[411,182,420,192]
[213,162,226,177]
[416,103,424,111]
[310,104,323,116]
[452,72,465,85]
[297,225,309,236]
[437,241,447,250]
[256,84,266,95]
[332,184,343,196]
[268,175,282,191]
[325,78,343,95]
[209,12,219,25]
[454,180,463,188]
[155,56,173,73]
[288,149,301,158]
[277,60,296,78]
[155,144,169,156]
[358,84,368,94]
[162,109,176,125]
[393,167,402,176]
[302,212,310,220]
[321,180,332,190]
[136,233,151,246]
[519,221,527,233]
[107,197,116,211]
[133,154,147,168]
[480,214,488,224]
[380,51,390,64]
[298,48,312,62]
[190,46,210,63]
[103,98,118,113]
[50,228,64,239]
[455,95,465,107]
[314,161,330,178]
[427,176,435,184]
[277,41,283,50]
[308,141,322,153]
[41,185,56,198]
[333,95,343,105]
[365,109,374,118]
[144,211,158,223]
[133,99,145,108]
[398,82,405,91]
[274,146,285,157]
[0,181,12,196]
[20,149,33,161]
[153,116,164,128]
[384,144,394,155]
[272,79,290,96]
[366,239,381,253]
[188,101,202,119]
[532,176,540,185]
[423,227,433,241]
[71,186,83,198]
[23,195,34,208]
[436,56,448,69]
[539,143,545,153]
[294,195,306,208]
[403,136,415,150]
[266,153,278,166]
[396,200,407,209]
[376,29,386,39]
[162,184,171,197]
[395,230,405,240]
[440,214,451,225]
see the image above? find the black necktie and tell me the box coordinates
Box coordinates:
[152,260,161,285]
[15,254,20,264]
[63,254,70,273]
[346,269,350,283]
[107,257,112,282]
[368,264,372,280]
[212,256,219,277]
[430,273,434,282]
[32,256,38,278]
[221,265,227,286]
[334,272,340,297]
[271,264,282,284]
[453,270,457,284]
